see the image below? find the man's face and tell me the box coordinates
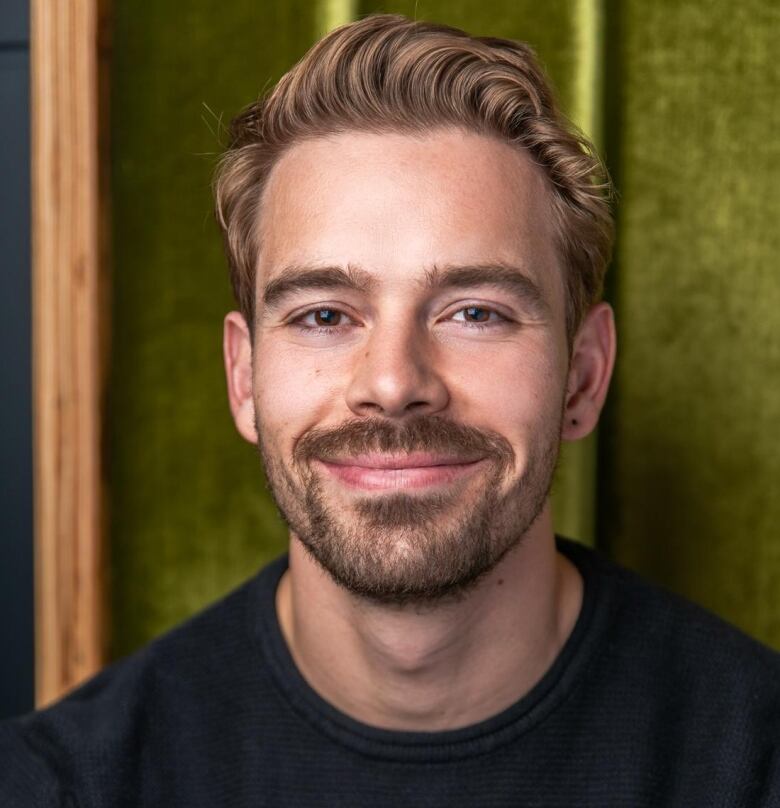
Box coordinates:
[245,128,571,605]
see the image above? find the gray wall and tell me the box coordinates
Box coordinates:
[0,0,33,719]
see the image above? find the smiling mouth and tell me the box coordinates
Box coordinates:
[315,454,487,491]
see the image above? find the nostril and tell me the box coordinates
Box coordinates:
[345,349,450,419]
[356,401,384,415]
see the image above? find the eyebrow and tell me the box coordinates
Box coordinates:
[422,264,550,316]
[261,262,549,316]
[262,265,378,311]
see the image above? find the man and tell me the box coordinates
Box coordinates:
[3,13,779,807]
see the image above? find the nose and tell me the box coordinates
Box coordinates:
[345,319,450,419]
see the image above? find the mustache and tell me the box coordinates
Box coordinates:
[293,414,515,469]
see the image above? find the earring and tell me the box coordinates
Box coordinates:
[571,418,579,426]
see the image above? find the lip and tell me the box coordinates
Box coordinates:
[316,454,487,491]
[323,452,484,469]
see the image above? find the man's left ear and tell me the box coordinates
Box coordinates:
[561,302,617,441]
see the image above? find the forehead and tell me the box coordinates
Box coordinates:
[257,128,563,309]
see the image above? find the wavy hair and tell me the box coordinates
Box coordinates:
[214,13,614,343]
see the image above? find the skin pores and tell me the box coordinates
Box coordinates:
[242,128,571,604]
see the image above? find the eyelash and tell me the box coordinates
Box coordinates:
[291,305,510,335]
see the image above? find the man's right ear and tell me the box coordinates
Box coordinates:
[223,311,258,444]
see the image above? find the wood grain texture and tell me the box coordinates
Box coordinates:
[31,0,108,707]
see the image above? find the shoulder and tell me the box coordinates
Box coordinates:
[0,719,67,806]
[561,540,780,802]
[0,562,278,807]
[587,543,780,690]
[562,538,780,686]
[565,540,780,793]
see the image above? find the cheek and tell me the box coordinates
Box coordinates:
[449,343,566,478]
[253,342,345,440]
[450,340,566,423]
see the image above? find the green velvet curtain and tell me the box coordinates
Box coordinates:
[109,0,780,658]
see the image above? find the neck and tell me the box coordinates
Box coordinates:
[275,504,583,732]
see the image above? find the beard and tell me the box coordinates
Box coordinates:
[256,411,562,607]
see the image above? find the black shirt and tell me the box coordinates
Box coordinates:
[2,539,780,806]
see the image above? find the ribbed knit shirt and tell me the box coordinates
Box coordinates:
[2,539,779,807]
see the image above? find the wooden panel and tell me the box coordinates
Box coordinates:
[31,0,108,706]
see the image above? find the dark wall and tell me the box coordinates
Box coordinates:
[0,0,33,719]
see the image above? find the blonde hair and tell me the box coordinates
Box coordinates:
[214,13,614,342]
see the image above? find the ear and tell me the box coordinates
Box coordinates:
[561,302,616,441]
[223,311,258,444]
